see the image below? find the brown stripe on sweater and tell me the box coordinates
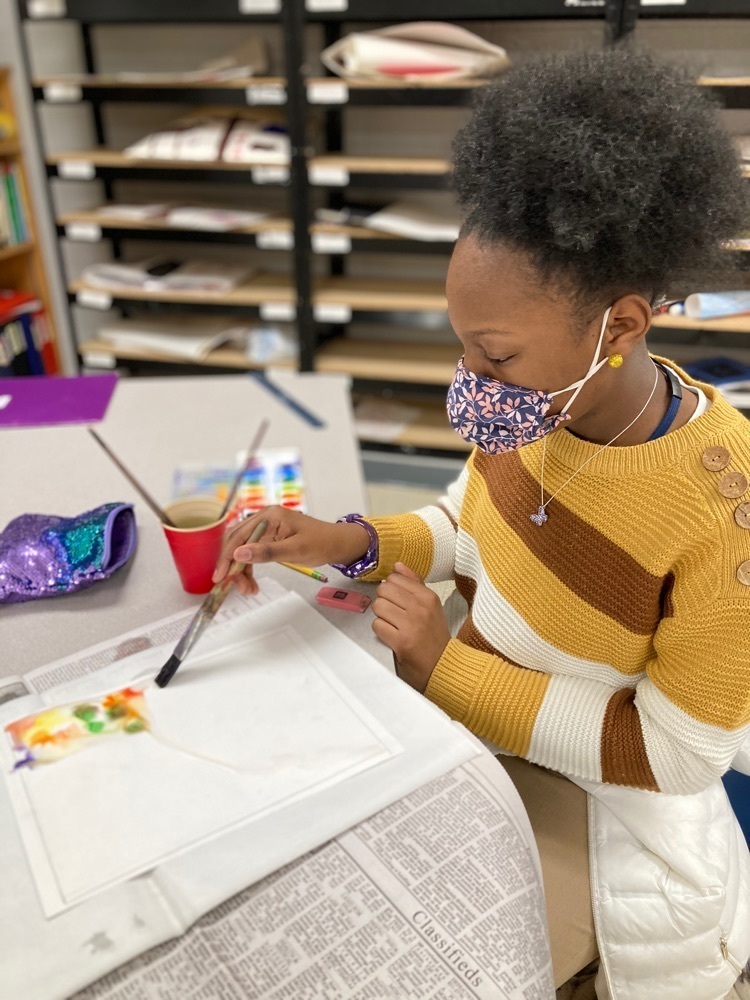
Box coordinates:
[600,688,659,790]
[474,450,666,635]
[455,572,477,605]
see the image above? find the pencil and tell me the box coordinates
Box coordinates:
[279,562,329,583]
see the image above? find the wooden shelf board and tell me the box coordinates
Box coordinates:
[78,338,289,371]
[0,140,20,157]
[316,338,457,384]
[58,209,430,244]
[70,275,446,312]
[312,154,450,176]
[651,313,750,334]
[0,241,34,261]
[310,76,486,92]
[59,209,292,236]
[699,76,750,87]
[35,74,285,90]
[47,149,289,172]
[70,273,294,306]
[316,276,446,311]
[48,150,450,177]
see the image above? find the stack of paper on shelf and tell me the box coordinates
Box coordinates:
[322,22,509,83]
[165,205,270,231]
[97,316,254,361]
[80,257,253,294]
[315,198,460,242]
[115,36,268,82]
[95,203,172,220]
[124,113,289,164]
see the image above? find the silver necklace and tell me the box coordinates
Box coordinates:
[530,364,660,527]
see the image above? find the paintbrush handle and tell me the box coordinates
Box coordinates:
[219,418,270,521]
[88,428,177,528]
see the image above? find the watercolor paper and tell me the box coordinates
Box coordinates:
[2,624,400,915]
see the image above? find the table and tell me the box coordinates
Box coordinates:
[0,374,553,1000]
[0,371,379,674]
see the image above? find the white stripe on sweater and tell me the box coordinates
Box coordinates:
[413,505,459,583]
[527,675,611,782]
[456,529,646,688]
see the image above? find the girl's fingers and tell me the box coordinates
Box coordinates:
[375,580,411,611]
[371,597,409,629]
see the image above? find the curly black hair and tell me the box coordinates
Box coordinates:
[452,49,747,311]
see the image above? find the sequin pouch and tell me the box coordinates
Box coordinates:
[0,502,137,605]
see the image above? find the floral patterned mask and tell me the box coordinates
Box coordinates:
[446,308,612,454]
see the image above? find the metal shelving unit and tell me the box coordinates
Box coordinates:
[18,0,750,454]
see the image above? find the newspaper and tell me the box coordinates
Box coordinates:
[0,580,286,700]
[73,754,554,1000]
[3,579,554,999]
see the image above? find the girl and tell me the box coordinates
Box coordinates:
[215,50,750,1000]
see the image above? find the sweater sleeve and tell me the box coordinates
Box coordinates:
[359,462,470,583]
[425,594,750,794]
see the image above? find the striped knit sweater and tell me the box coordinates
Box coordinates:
[364,366,750,794]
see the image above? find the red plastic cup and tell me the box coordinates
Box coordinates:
[161,496,228,595]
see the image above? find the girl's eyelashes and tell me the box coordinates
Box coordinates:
[487,355,514,366]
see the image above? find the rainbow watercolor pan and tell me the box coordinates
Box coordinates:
[5,686,150,770]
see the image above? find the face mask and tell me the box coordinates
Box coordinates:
[446,307,612,455]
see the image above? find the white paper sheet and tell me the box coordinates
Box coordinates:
[3,622,401,915]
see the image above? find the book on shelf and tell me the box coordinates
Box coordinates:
[0,290,56,376]
[80,257,254,294]
[0,163,29,247]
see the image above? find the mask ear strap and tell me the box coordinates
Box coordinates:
[554,307,612,415]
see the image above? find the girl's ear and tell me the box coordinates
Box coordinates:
[606,294,652,359]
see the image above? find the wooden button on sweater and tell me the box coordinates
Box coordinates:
[737,560,750,586]
[718,471,748,499]
[702,446,731,471]
[735,502,750,530]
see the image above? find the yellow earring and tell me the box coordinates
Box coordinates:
[608,354,624,369]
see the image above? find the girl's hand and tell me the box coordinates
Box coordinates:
[371,562,451,693]
[212,506,370,596]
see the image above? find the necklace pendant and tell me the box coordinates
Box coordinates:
[529,505,548,527]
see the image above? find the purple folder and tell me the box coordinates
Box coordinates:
[0,374,118,428]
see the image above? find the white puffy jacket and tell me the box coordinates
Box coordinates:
[573,770,750,1000]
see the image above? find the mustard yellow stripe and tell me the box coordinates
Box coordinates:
[463,470,653,673]
[360,513,434,582]
[426,638,550,756]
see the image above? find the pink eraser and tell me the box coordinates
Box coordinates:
[315,586,371,613]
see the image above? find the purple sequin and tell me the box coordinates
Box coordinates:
[446,358,570,454]
[0,502,137,605]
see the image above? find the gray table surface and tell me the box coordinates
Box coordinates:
[0,372,386,676]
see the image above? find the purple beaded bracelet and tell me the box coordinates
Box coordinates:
[330,513,379,579]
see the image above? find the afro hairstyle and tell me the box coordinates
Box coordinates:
[452,48,748,311]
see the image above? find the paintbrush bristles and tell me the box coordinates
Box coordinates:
[88,428,177,528]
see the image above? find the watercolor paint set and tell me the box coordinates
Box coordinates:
[172,447,307,526]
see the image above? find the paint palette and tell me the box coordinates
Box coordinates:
[172,448,307,527]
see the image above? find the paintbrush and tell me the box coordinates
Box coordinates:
[88,427,177,528]
[219,418,270,521]
[155,519,268,688]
